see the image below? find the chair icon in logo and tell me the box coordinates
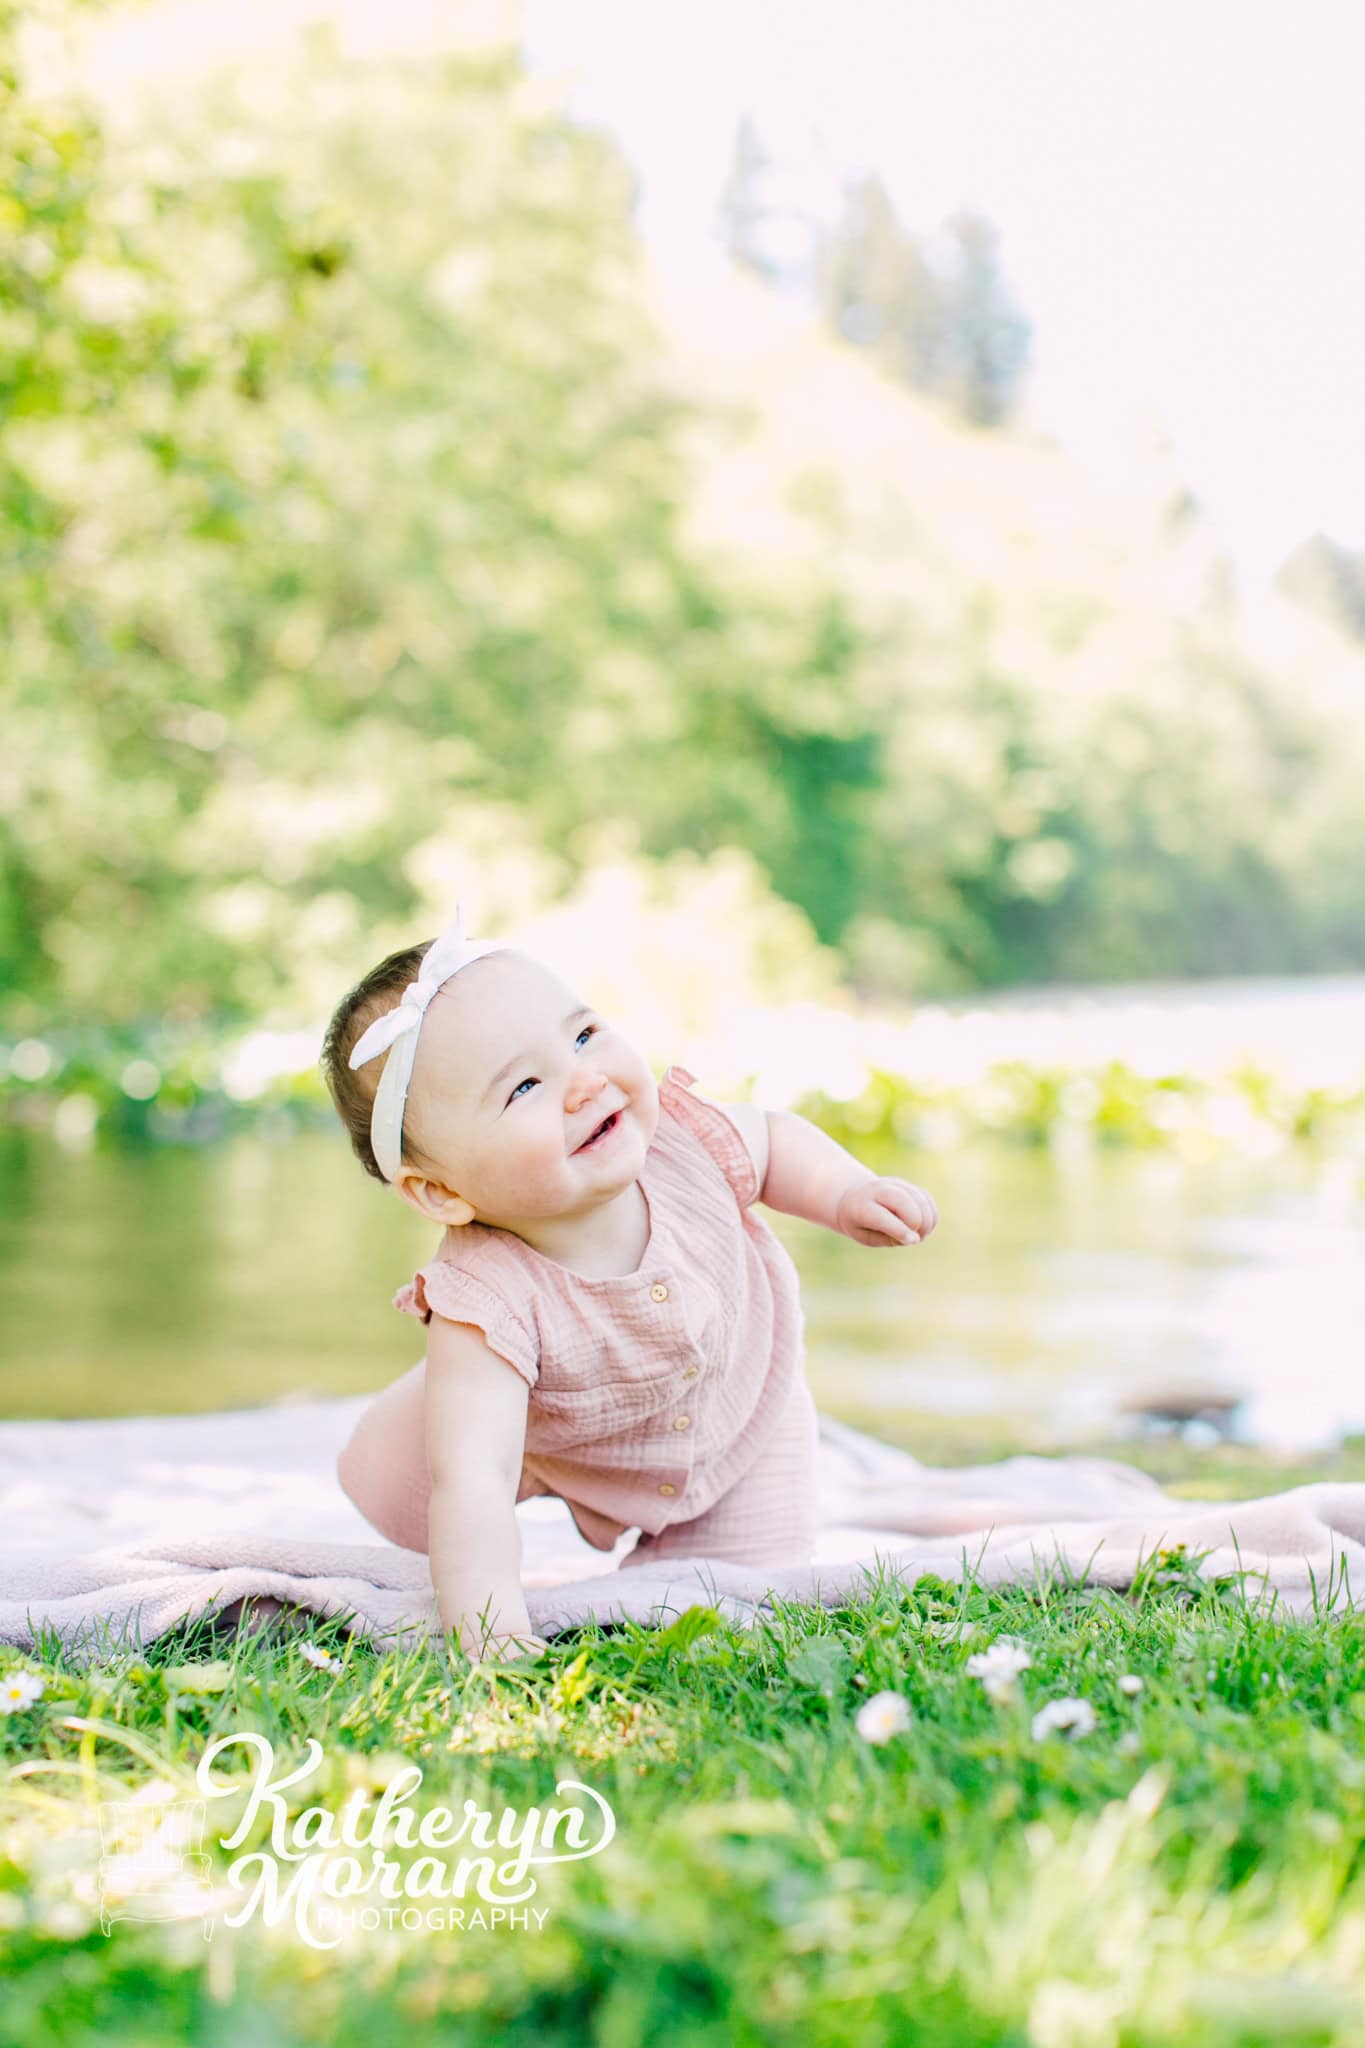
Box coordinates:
[97,1798,216,1938]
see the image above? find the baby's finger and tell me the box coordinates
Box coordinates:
[869,1201,920,1243]
[878,1186,928,1235]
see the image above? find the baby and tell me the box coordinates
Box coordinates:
[321,902,937,1663]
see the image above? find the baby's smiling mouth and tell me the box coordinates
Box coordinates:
[574,1108,622,1153]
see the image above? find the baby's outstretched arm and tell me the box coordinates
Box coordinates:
[425,1315,547,1663]
[758,1107,938,1248]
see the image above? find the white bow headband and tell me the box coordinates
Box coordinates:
[347,901,509,1184]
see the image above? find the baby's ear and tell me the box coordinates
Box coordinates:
[392,1168,476,1229]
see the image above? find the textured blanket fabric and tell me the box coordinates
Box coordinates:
[1,1394,1360,1663]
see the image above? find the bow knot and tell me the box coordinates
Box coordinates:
[343,900,508,1183]
[349,901,497,1070]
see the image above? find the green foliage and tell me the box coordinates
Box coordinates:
[0,4,878,1037]
[843,618,1365,992]
[5,1,1365,1059]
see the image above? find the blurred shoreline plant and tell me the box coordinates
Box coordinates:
[4,991,1362,1163]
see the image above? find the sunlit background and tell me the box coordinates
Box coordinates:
[3,0,1364,1458]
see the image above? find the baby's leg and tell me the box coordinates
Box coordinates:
[336,1361,431,1553]
[619,1374,821,1570]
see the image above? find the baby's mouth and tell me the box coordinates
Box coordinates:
[575,1109,621,1153]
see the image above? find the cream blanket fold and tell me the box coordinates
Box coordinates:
[1,1397,1359,1664]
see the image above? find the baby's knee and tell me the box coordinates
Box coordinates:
[334,1428,370,1513]
[336,1421,429,1554]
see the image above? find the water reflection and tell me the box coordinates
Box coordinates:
[792,1142,1365,1451]
[1,1127,1362,1451]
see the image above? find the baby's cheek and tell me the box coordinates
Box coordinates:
[522,1140,574,1201]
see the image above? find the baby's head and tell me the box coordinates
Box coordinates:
[321,931,658,1236]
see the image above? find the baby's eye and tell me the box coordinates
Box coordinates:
[507,1024,599,1103]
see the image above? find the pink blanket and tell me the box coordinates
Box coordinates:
[2,1397,1358,1661]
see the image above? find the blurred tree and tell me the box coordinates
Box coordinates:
[930,211,1032,429]
[813,174,1030,427]
[1276,531,1365,643]
[815,171,943,385]
[716,113,782,284]
[0,5,883,1033]
[843,611,1360,995]
[4,0,1365,1055]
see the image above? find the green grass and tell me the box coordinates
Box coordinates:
[5,1531,1365,2047]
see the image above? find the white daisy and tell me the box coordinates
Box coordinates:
[299,1644,339,1671]
[0,1670,45,1713]
[854,1690,911,1745]
[1031,1696,1097,1741]
[928,1618,980,1645]
[966,1638,1033,1702]
[1117,1673,1144,1697]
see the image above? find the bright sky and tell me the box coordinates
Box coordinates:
[522,0,1365,587]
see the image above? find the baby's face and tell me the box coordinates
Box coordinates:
[395,949,659,1230]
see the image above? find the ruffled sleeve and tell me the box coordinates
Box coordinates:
[657,1063,763,1209]
[393,1261,540,1389]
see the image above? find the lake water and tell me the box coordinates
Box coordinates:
[2,1112,1362,1452]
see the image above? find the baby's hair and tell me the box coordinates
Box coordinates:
[321,938,435,1182]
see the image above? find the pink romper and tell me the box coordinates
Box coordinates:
[335,1065,821,1569]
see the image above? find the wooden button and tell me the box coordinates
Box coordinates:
[650,1283,669,1302]
[657,1482,676,1496]
[672,1415,691,1431]
[681,1366,699,1380]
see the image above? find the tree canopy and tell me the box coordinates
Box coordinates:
[5,2,1365,1057]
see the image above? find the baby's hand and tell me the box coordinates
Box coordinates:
[836,1176,938,1248]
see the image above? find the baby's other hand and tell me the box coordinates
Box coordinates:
[836,1176,938,1248]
